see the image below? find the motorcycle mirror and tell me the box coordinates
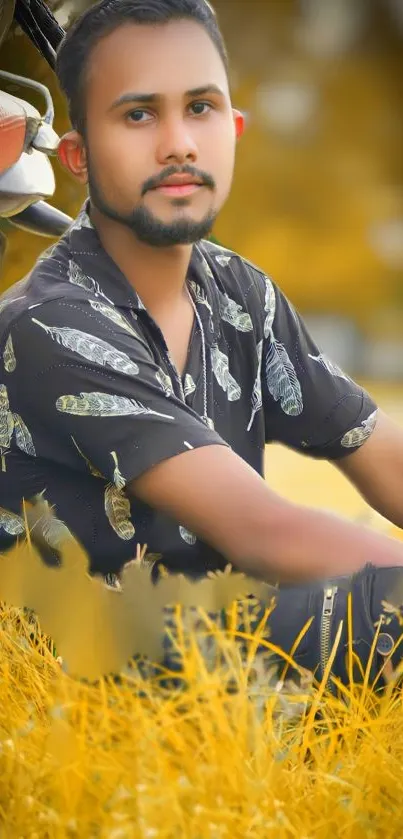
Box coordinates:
[0,69,59,153]
[0,147,55,216]
[0,71,61,218]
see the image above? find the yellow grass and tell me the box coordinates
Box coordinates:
[1,382,403,838]
[1,603,403,839]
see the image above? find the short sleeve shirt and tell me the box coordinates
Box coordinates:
[0,204,378,576]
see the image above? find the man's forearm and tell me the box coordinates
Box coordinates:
[132,445,403,585]
[336,410,403,531]
[250,500,403,583]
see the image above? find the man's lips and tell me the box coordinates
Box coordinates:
[153,183,204,197]
[149,174,206,197]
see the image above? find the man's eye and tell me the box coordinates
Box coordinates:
[190,101,212,116]
[126,109,152,123]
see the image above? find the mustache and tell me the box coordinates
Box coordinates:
[141,165,216,195]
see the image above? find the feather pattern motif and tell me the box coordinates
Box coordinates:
[3,334,16,372]
[219,294,253,332]
[0,384,14,448]
[12,413,36,456]
[183,374,196,397]
[0,385,35,455]
[111,450,126,490]
[69,210,93,232]
[265,339,303,416]
[104,483,135,540]
[264,276,276,338]
[0,506,25,536]
[247,340,263,432]
[189,280,213,313]
[215,254,232,266]
[68,260,113,304]
[341,409,378,448]
[88,300,138,338]
[71,436,104,479]
[155,367,174,397]
[207,242,233,259]
[189,279,214,333]
[211,345,241,401]
[308,353,350,382]
[32,319,139,377]
[179,525,197,546]
[57,392,175,420]
[200,254,214,280]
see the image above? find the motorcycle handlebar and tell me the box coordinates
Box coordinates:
[9,199,72,237]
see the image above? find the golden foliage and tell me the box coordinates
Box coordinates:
[1,601,403,837]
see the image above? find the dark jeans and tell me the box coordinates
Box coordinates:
[148,565,403,692]
[239,565,403,690]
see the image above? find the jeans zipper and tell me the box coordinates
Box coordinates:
[320,585,338,690]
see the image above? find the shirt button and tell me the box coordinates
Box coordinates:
[376,632,395,656]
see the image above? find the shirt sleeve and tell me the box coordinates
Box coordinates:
[261,280,378,459]
[6,299,227,488]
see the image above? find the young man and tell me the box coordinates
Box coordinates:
[1,0,403,585]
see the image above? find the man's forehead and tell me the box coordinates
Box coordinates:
[86,19,228,102]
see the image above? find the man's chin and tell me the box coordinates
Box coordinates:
[127,211,216,247]
[88,190,216,245]
[135,228,211,248]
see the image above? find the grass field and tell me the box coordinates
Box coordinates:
[1,381,403,838]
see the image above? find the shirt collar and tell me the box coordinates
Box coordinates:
[66,201,221,344]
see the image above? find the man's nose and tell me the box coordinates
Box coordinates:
[155,116,198,164]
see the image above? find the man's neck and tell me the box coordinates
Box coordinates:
[90,208,194,318]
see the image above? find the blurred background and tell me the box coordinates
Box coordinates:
[1,0,403,520]
[1,0,403,383]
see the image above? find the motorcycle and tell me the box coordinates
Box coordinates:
[0,0,72,269]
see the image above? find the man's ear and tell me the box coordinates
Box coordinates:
[232,109,246,141]
[57,131,88,184]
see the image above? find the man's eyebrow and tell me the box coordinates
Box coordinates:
[186,85,226,98]
[109,84,226,110]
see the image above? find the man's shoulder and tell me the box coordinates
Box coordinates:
[0,237,94,341]
[200,239,267,277]
[199,239,271,300]
[196,241,275,335]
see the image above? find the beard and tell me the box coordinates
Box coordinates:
[87,161,218,248]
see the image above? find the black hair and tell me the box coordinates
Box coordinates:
[55,0,228,135]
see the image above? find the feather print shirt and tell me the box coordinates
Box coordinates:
[0,204,377,576]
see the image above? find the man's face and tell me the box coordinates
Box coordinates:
[82,19,237,247]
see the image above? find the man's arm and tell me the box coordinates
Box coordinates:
[336,409,403,529]
[129,442,403,583]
